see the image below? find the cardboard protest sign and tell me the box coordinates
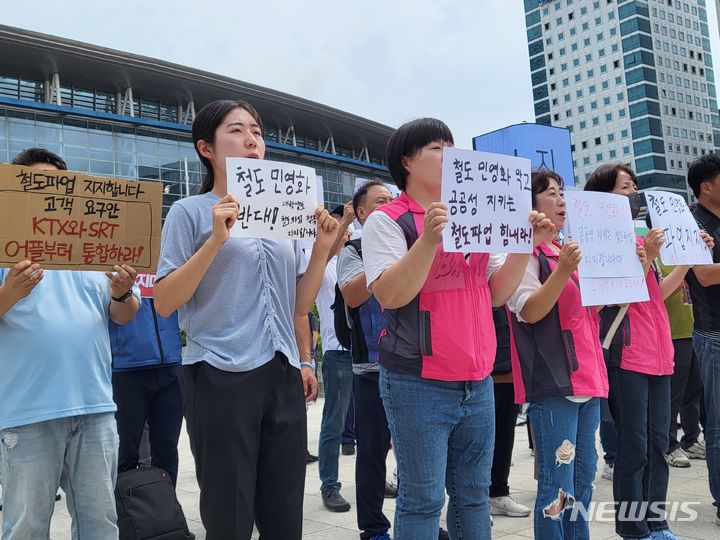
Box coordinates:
[645,191,713,266]
[226,158,318,240]
[440,148,533,253]
[0,164,162,272]
[563,190,648,305]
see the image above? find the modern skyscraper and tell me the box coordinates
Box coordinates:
[524,0,719,196]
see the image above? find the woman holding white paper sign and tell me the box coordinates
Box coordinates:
[153,100,338,540]
[506,170,608,540]
[361,117,556,540]
[584,163,678,540]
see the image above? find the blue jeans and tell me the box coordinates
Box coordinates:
[379,367,494,540]
[528,397,600,540]
[0,413,119,540]
[693,332,720,517]
[341,376,357,445]
[318,349,353,492]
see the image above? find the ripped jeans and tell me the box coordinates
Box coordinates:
[0,413,119,540]
[528,397,600,540]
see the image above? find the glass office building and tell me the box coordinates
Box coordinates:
[0,25,393,218]
[524,0,720,196]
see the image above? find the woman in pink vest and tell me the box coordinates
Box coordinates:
[506,170,608,540]
[585,164,678,540]
[361,117,555,540]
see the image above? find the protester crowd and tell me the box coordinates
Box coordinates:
[1,99,720,540]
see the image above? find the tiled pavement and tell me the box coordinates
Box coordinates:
[12,399,717,539]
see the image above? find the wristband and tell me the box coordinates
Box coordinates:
[300,361,315,371]
[111,289,134,303]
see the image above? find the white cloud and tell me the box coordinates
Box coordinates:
[3,0,720,149]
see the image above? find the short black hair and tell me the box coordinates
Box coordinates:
[687,153,720,198]
[352,180,388,215]
[12,147,67,170]
[385,118,454,190]
[531,169,564,207]
[584,163,637,193]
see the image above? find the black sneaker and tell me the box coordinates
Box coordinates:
[306,450,319,463]
[341,443,355,455]
[438,528,450,540]
[322,488,351,512]
[384,481,398,498]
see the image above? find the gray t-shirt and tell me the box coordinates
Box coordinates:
[156,192,306,373]
[336,237,379,375]
[337,243,364,287]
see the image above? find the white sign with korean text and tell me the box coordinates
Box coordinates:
[564,191,644,278]
[645,190,713,266]
[440,148,533,253]
[563,190,648,305]
[226,158,318,240]
[299,176,325,250]
[578,276,649,307]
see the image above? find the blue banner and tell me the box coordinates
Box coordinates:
[472,123,575,187]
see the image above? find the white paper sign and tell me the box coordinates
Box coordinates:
[440,148,533,253]
[226,158,317,240]
[563,191,644,279]
[353,177,401,199]
[563,191,648,306]
[299,176,325,250]
[645,191,713,266]
[578,276,649,307]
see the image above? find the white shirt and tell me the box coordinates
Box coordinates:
[505,244,590,403]
[505,256,542,324]
[362,210,506,290]
[316,257,343,352]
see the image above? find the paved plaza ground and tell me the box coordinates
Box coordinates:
[11,398,716,539]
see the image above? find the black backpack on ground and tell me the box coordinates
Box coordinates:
[115,466,193,540]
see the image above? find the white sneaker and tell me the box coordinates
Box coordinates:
[601,462,614,481]
[489,495,531,517]
[665,447,691,468]
[685,441,706,459]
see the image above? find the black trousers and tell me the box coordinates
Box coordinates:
[668,338,703,452]
[112,364,184,485]
[608,367,671,537]
[184,354,307,540]
[355,372,392,539]
[490,382,519,498]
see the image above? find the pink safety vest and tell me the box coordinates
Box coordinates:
[376,193,496,381]
[510,242,609,403]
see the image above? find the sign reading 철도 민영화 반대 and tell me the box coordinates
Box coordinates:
[0,164,162,272]
[226,157,319,241]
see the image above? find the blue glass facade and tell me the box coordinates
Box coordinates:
[0,78,391,219]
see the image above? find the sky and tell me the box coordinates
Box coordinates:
[2,1,720,148]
